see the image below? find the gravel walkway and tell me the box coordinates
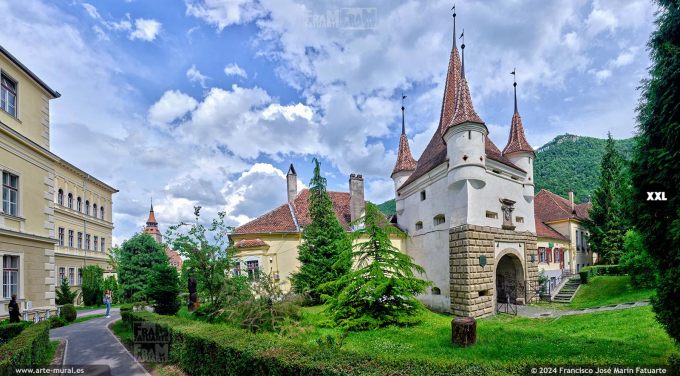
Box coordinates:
[515,301,649,318]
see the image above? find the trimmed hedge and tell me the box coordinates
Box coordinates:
[0,322,30,345]
[582,265,622,277]
[60,304,77,322]
[0,321,51,368]
[124,311,531,376]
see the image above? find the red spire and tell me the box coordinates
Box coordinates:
[146,201,158,226]
[437,46,462,135]
[392,99,417,177]
[503,112,534,155]
[442,42,484,133]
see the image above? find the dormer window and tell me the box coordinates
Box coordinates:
[434,214,445,226]
[420,191,426,201]
[1,74,17,117]
[415,221,423,230]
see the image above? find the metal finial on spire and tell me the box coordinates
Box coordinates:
[452,4,456,50]
[401,94,407,135]
[511,68,518,113]
[459,29,465,78]
[150,197,154,212]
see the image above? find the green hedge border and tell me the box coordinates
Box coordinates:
[0,322,30,345]
[581,265,623,279]
[123,310,534,376]
[0,321,51,368]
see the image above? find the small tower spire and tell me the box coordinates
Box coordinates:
[511,68,518,113]
[401,94,407,135]
[460,29,465,78]
[452,4,457,50]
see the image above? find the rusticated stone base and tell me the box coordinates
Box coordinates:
[449,224,538,318]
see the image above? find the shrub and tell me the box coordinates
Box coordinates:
[126,310,518,376]
[620,230,657,288]
[0,321,50,368]
[120,304,133,324]
[60,304,77,322]
[49,316,67,329]
[0,322,29,345]
[579,270,589,284]
[81,265,104,306]
[55,278,78,305]
[146,263,180,315]
[102,276,120,304]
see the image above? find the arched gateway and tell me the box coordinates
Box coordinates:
[495,251,525,309]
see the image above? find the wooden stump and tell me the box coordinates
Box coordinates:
[451,317,477,347]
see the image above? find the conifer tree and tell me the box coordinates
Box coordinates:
[116,233,169,302]
[586,133,627,264]
[56,277,78,305]
[631,0,680,343]
[322,203,430,331]
[290,158,351,305]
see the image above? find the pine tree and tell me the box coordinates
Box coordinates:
[586,133,627,264]
[322,203,430,331]
[290,158,351,305]
[55,277,78,305]
[117,233,170,302]
[631,0,680,343]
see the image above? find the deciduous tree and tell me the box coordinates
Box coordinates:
[116,233,169,302]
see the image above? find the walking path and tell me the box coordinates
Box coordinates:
[50,308,149,376]
[516,301,649,318]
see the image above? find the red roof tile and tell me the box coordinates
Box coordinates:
[164,246,183,270]
[438,47,462,135]
[502,112,534,155]
[233,189,354,234]
[392,133,417,176]
[536,221,567,240]
[235,238,269,248]
[534,189,590,223]
[444,75,484,131]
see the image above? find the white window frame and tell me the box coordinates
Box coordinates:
[68,267,75,286]
[94,235,98,251]
[58,227,64,246]
[2,254,21,299]
[85,234,91,250]
[58,267,65,283]
[68,230,74,248]
[101,237,105,252]
[2,171,19,216]
[1,73,18,117]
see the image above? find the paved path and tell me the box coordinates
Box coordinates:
[516,301,649,318]
[50,308,149,376]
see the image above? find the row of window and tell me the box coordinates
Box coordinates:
[57,227,106,252]
[58,267,83,286]
[56,189,105,220]
[2,172,18,216]
[1,74,17,117]
[575,229,589,252]
[538,247,564,264]
[414,214,446,230]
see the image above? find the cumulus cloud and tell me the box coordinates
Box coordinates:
[187,65,209,87]
[224,63,247,78]
[186,0,266,31]
[130,18,162,41]
[148,90,198,124]
[81,3,161,42]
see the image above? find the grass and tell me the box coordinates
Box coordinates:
[290,305,676,366]
[111,320,133,346]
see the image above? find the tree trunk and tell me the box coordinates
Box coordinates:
[451,317,477,347]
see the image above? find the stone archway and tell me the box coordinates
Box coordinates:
[495,251,525,306]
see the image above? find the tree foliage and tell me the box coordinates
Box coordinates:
[619,230,657,288]
[55,278,77,306]
[631,0,680,343]
[585,134,629,264]
[290,158,352,304]
[116,233,169,302]
[146,263,181,315]
[166,207,234,310]
[322,203,430,331]
[102,276,120,304]
[81,265,104,306]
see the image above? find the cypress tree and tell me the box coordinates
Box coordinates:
[290,158,351,305]
[586,133,627,264]
[631,0,680,343]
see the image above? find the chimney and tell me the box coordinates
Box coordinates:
[286,164,297,202]
[568,191,574,210]
[349,174,365,223]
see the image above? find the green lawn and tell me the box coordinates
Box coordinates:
[291,305,676,366]
[76,304,122,311]
[111,320,133,346]
[533,276,655,310]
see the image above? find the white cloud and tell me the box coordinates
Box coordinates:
[187,64,209,87]
[186,0,267,31]
[261,103,312,121]
[148,90,199,124]
[223,63,247,78]
[586,7,618,36]
[82,3,101,20]
[612,48,636,67]
[130,18,162,41]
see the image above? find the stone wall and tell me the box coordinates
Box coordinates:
[449,224,538,318]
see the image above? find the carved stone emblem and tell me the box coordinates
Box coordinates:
[499,198,516,230]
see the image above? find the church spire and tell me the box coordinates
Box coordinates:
[392,95,417,177]
[503,70,534,155]
[146,198,158,226]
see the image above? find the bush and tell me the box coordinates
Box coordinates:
[49,316,67,329]
[126,310,522,376]
[146,263,180,315]
[120,304,133,324]
[55,278,78,305]
[102,276,120,304]
[620,230,657,288]
[582,265,622,278]
[81,265,104,306]
[0,321,50,368]
[579,270,589,284]
[60,304,77,322]
[0,322,29,345]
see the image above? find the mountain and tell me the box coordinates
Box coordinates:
[377,134,635,214]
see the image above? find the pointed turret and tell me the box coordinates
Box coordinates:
[392,96,417,177]
[144,198,162,243]
[502,71,534,155]
[437,10,463,135]
[443,33,484,132]
[146,200,157,226]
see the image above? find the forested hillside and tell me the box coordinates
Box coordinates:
[377,134,635,214]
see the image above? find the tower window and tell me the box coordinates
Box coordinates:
[485,211,498,219]
[516,216,524,223]
[468,130,471,140]
[434,214,445,225]
[415,221,423,230]
[420,191,426,201]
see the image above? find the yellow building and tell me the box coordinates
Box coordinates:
[0,45,117,317]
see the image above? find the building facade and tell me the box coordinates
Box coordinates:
[0,46,117,316]
[391,16,538,317]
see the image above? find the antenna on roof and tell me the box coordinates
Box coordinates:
[459,29,465,78]
[452,4,456,50]
[511,68,518,113]
[401,94,407,135]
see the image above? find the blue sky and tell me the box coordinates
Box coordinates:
[0,0,656,244]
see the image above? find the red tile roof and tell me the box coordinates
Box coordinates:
[233,189,354,234]
[164,246,183,270]
[438,46,462,135]
[234,238,269,248]
[536,221,567,240]
[535,189,590,223]
[392,133,417,176]
[502,112,534,155]
[444,75,484,131]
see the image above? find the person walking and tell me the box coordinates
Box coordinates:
[103,290,112,318]
[8,294,21,323]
